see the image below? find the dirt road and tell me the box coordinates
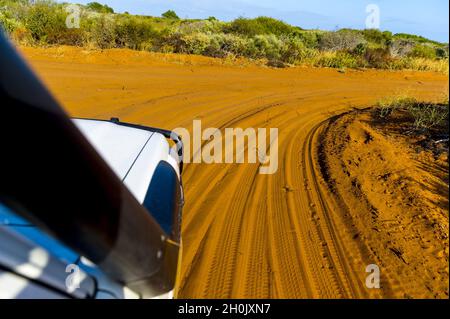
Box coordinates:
[20,46,448,298]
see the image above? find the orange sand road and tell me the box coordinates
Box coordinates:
[20,46,448,298]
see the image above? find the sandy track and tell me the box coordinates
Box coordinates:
[319,110,449,298]
[20,46,448,298]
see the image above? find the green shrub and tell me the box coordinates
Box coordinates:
[252,16,298,36]
[280,37,317,64]
[177,20,225,35]
[202,34,224,57]
[162,31,309,65]
[24,1,67,43]
[218,33,249,56]
[394,33,442,45]
[225,17,264,36]
[181,32,211,54]
[436,46,449,59]
[0,11,22,34]
[249,34,283,60]
[50,27,85,46]
[364,47,392,68]
[226,16,297,37]
[408,44,437,59]
[162,10,180,20]
[115,16,157,49]
[352,42,367,56]
[201,34,232,58]
[163,32,208,55]
[362,29,392,45]
[87,15,116,49]
[86,2,114,14]
[295,30,321,48]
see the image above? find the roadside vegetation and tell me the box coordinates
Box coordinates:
[377,95,449,131]
[1,0,448,72]
[375,94,449,154]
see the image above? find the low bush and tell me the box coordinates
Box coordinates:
[177,20,225,35]
[394,32,442,45]
[0,11,22,34]
[23,1,67,43]
[364,47,392,68]
[252,16,299,36]
[436,46,449,59]
[178,32,211,55]
[115,16,157,49]
[295,30,321,48]
[86,2,114,14]
[225,16,297,37]
[87,15,116,49]
[313,51,359,68]
[362,29,392,46]
[318,30,365,51]
[280,37,317,64]
[202,33,248,58]
[162,10,179,20]
[218,34,249,57]
[408,44,437,59]
[249,34,284,60]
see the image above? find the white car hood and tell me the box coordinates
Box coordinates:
[73,119,170,203]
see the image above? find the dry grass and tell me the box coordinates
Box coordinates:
[376,94,449,131]
[388,57,449,74]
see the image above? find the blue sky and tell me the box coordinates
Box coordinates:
[68,0,449,42]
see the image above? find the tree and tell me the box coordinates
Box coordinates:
[162,10,179,20]
[87,2,114,14]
